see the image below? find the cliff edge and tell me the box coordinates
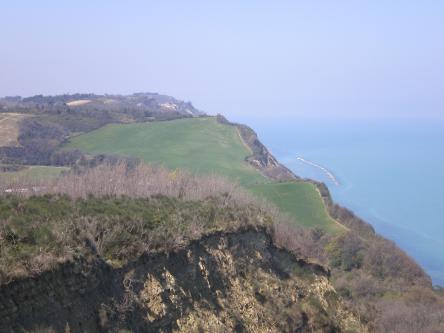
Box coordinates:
[0,228,363,333]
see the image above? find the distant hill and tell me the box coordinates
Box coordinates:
[0,92,204,117]
[0,93,204,167]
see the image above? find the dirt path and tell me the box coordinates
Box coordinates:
[0,113,27,147]
[235,127,253,155]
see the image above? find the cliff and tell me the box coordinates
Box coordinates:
[0,229,363,333]
[216,114,297,181]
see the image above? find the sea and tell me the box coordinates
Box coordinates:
[236,116,444,286]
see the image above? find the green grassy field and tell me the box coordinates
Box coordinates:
[66,117,339,231]
[250,182,342,232]
[66,117,266,186]
[0,166,69,181]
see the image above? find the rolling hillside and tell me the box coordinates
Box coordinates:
[250,182,341,232]
[66,117,340,231]
[66,117,265,185]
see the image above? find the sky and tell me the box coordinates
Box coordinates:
[1,1,443,119]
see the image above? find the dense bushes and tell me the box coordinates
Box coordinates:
[0,194,274,284]
[325,229,427,282]
[375,297,444,332]
[325,226,441,331]
[0,116,85,166]
[326,232,365,271]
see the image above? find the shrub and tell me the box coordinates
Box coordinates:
[0,162,291,283]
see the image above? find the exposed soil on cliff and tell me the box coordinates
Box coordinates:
[0,229,363,333]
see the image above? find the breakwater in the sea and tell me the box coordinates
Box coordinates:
[296,156,340,186]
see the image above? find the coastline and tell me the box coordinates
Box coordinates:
[296,156,340,186]
[228,116,435,286]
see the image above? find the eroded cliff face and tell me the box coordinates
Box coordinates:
[0,229,364,333]
[215,114,297,181]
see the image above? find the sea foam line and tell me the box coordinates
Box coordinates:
[296,156,340,186]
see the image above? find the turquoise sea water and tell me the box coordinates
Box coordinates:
[238,117,444,286]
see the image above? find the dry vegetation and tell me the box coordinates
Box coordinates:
[0,113,27,147]
[0,161,273,210]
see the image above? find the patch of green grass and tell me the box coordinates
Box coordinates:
[65,117,266,186]
[249,182,342,232]
[0,166,69,181]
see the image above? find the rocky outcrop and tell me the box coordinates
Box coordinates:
[0,228,364,332]
[216,114,298,181]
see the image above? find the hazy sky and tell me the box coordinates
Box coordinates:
[1,1,443,119]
